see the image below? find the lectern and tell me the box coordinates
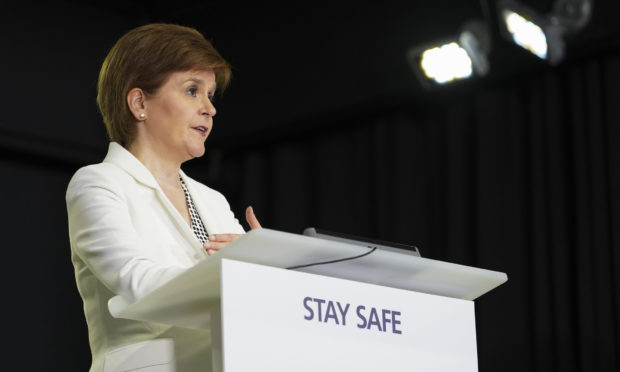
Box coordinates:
[109,228,507,372]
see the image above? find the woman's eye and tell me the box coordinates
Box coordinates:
[187,86,198,97]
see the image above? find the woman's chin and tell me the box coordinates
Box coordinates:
[188,144,206,159]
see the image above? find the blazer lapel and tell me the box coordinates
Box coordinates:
[103,143,206,258]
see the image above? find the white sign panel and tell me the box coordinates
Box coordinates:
[220,259,478,372]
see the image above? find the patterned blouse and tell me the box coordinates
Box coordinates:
[179,176,209,243]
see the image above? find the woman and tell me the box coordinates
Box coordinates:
[66,23,260,371]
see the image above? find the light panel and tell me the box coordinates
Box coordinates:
[419,42,473,84]
[503,10,548,59]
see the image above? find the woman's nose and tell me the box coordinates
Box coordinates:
[202,96,216,117]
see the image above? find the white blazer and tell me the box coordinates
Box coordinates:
[66,142,245,372]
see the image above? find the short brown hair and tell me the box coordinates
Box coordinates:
[97,23,231,146]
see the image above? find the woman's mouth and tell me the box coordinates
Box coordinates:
[192,126,208,136]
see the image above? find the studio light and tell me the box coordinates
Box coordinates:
[407,20,490,89]
[419,42,473,84]
[503,10,549,59]
[497,0,592,65]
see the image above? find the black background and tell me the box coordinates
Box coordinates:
[1,0,619,370]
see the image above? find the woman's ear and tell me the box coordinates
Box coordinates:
[127,88,147,121]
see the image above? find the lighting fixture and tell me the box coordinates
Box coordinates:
[407,20,490,88]
[497,0,592,65]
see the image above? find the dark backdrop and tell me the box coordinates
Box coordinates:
[211,54,620,371]
[1,1,619,371]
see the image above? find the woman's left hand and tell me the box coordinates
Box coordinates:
[203,206,262,255]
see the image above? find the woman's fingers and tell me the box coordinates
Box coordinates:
[203,207,261,256]
[203,241,228,251]
[209,234,242,242]
[203,234,242,255]
[202,241,228,255]
[246,206,262,229]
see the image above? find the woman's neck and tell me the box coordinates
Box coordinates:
[126,138,182,189]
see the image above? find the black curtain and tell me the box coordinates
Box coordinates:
[204,52,620,371]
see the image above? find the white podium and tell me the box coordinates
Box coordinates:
[109,228,507,372]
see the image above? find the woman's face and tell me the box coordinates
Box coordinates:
[142,69,217,163]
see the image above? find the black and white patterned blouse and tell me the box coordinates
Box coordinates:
[179,176,209,243]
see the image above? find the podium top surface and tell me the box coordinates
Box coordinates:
[215,228,507,300]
